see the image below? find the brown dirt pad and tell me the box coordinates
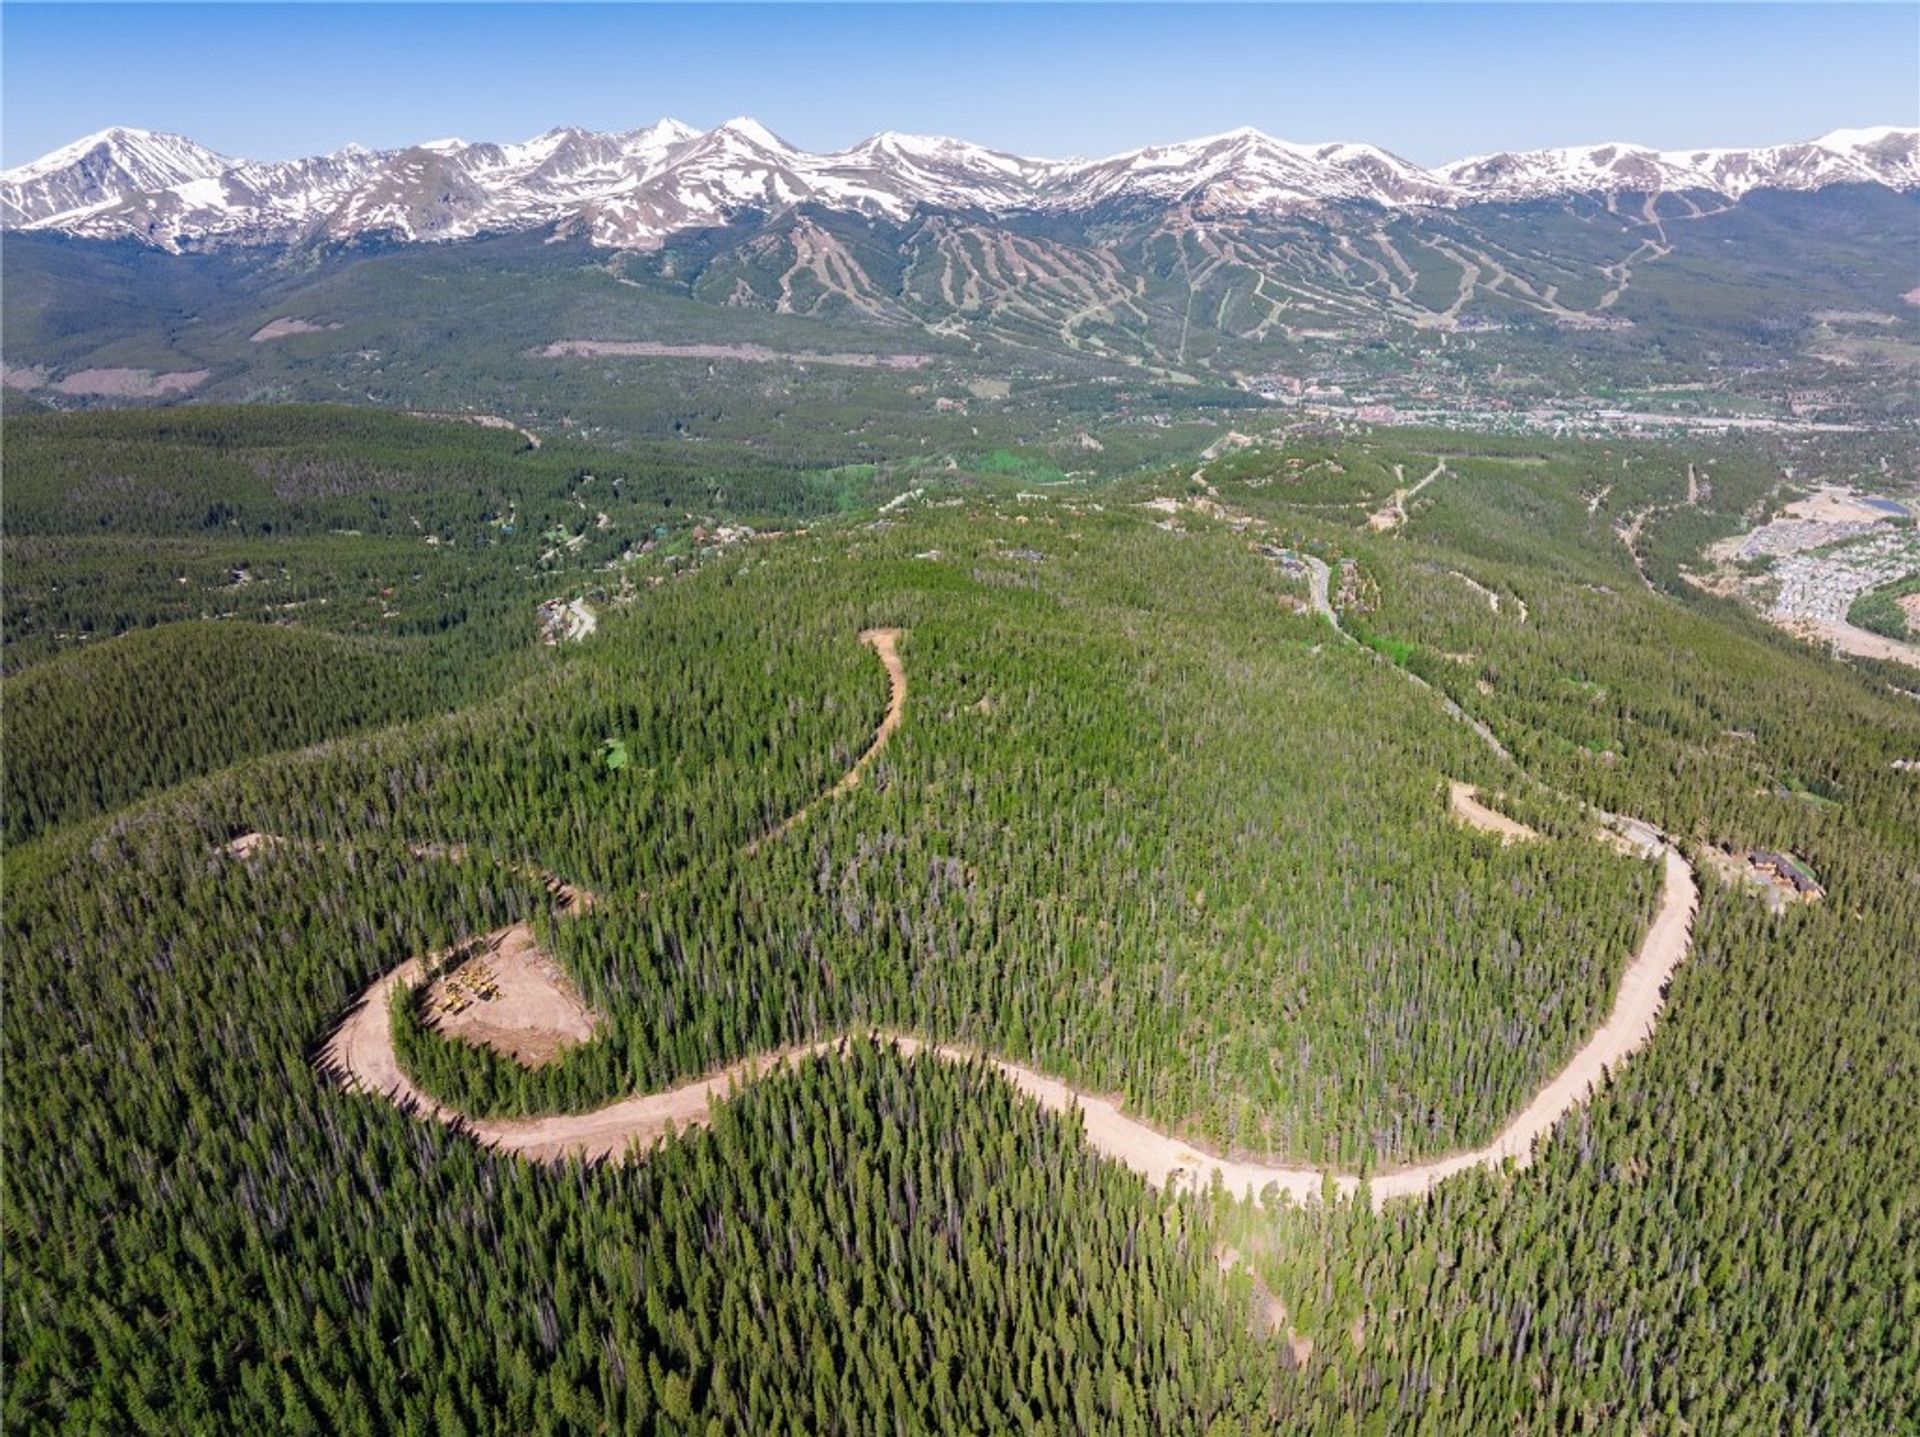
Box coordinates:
[250,316,342,342]
[540,339,930,369]
[52,367,210,397]
[220,831,284,860]
[426,923,598,1067]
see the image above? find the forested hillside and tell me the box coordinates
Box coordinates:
[3,621,462,843]
[0,406,957,835]
[4,410,1915,1431]
[1178,434,1920,1429]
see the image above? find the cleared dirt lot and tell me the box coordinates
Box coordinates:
[540,340,931,369]
[1797,616,1920,670]
[427,923,598,1066]
[1781,486,1900,525]
[1701,846,1788,915]
[250,316,342,342]
[52,367,210,397]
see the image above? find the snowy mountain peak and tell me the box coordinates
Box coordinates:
[633,118,700,147]
[7,126,226,181]
[2,127,236,229]
[5,119,1914,252]
[1178,126,1272,149]
[708,117,791,151]
[853,131,972,157]
[1816,125,1908,149]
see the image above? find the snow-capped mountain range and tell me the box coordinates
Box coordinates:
[5,119,1915,252]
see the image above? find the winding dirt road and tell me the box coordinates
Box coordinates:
[328,854,1694,1206]
[327,611,1699,1211]
[406,410,543,450]
[1448,781,1539,844]
[744,629,903,852]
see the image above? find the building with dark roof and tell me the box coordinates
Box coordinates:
[1747,850,1825,902]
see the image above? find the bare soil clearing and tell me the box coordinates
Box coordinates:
[220,830,284,861]
[540,340,930,370]
[52,367,209,398]
[427,922,599,1066]
[1702,846,1788,915]
[1448,781,1539,843]
[1783,486,1900,525]
[323,871,597,1079]
[1795,616,1920,670]
[250,316,342,343]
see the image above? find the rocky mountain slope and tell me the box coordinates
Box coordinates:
[6,119,1915,252]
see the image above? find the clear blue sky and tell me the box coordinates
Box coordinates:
[4,3,1916,168]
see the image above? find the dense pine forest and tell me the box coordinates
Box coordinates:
[4,406,1915,1432]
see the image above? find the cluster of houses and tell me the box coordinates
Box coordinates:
[1745,850,1825,903]
[534,596,594,646]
